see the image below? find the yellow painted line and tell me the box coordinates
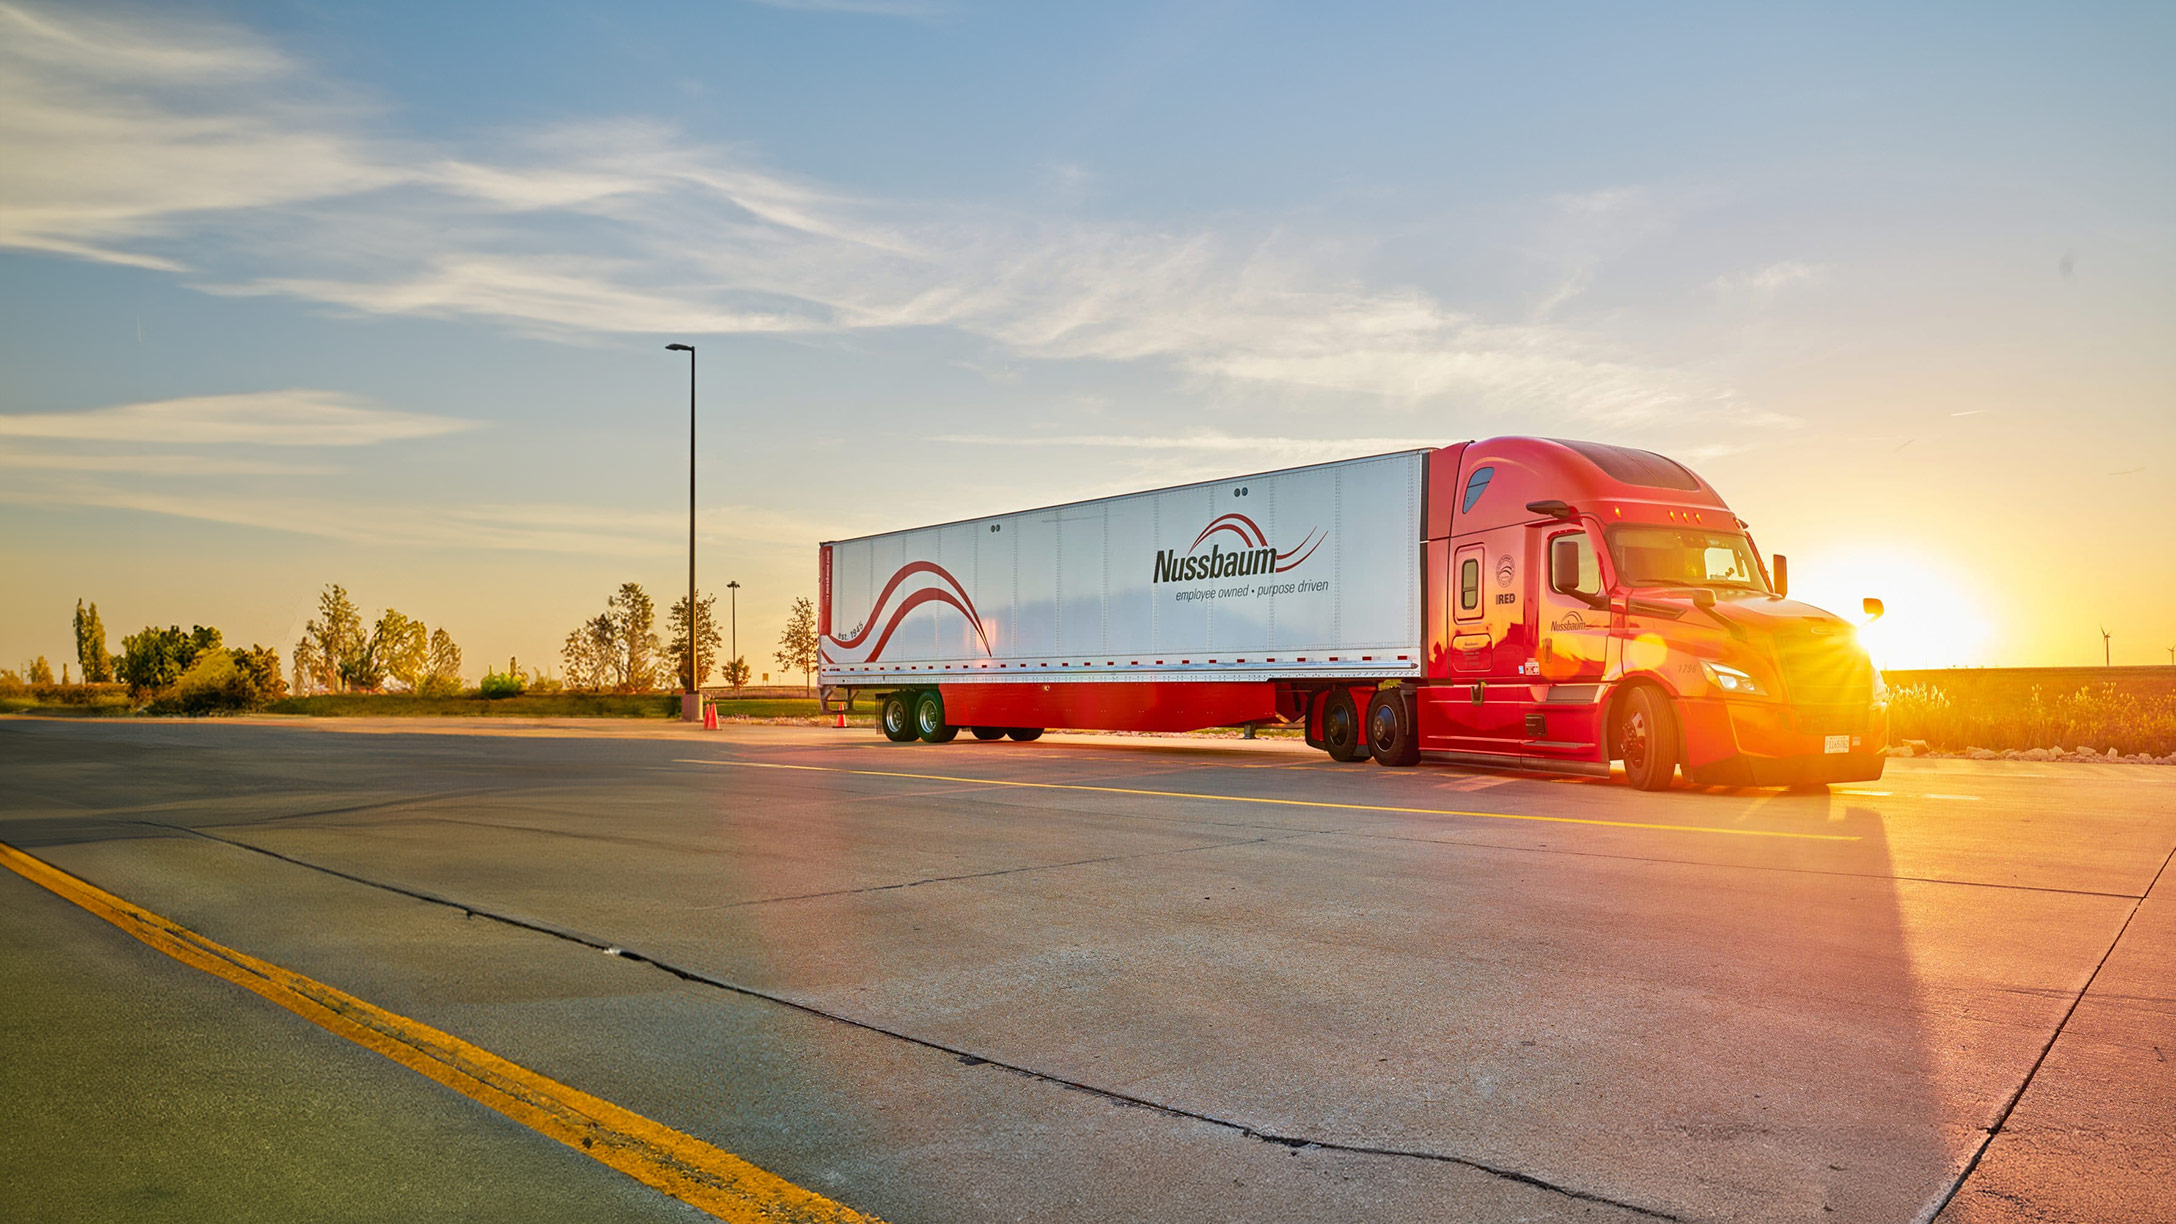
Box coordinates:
[680,760,1860,842]
[0,841,882,1224]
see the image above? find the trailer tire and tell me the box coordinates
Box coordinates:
[1617,686,1679,791]
[879,693,917,742]
[970,726,1008,741]
[1007,728,1044,742]
[914,690,958,743]
[1321,689,1367,762]
[1365,690,1421,767]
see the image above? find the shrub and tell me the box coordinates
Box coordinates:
[148,651,254,715]
[1888,681,2176,757]
[478,669,526,699]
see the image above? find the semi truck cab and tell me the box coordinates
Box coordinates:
[1383,436,1887,788]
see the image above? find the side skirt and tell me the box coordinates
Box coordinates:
[1420,750,1612,778]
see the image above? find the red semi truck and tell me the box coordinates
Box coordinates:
[818,436,1886,789]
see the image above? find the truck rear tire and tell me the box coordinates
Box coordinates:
[1007,728,1044,742]
[1321,689,1367,762]
[971,726,1007,741]
[879,693,916,742]
[914,690,958,743]
[1365,690,1421,767]
[1618,687,1679,791]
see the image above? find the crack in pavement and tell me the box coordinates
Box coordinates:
[1919,840,2176,1223]
[149,820,1680,1222]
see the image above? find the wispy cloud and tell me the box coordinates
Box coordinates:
[0,476,866,556]
[1713,260,1824,296]
[0,3,1754,427]
[0,390,476,446]
[0,445,336,475]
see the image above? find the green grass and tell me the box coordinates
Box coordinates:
[0,693,135,717]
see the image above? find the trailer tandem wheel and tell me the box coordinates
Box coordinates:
[914,690,958,743]
[879,692,917,742]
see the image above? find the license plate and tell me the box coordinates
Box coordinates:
[1824,734,1850,755]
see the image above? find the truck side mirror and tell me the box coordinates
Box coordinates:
[1551,538,1605,607]
[1862,597,1884,621]
[1550,537,1580,594]
[1772,554,1788,598]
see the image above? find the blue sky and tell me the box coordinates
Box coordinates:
[3,0,2171,675]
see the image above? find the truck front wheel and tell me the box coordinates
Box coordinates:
[914,690,958,743]
[879,693,917,742]
[1617,687,1680,791]
[1365,690,1421,767]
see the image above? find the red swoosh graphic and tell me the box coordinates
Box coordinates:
[1189,513,1268,552]
[1275,533,1325,572]
[1191,522,1265,552]
[828,561,984,651]
[1276,527,1323,562]
[827,560,990,660]
[862,588,983,663]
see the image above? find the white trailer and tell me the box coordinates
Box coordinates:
[819,450,1427,690]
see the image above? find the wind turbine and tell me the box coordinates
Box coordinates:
[2100,625,2111,667]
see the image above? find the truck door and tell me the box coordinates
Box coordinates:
[1526,525,1609,755]
[1421,538,1521,754]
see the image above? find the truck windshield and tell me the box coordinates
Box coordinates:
[1605,526,1769,592]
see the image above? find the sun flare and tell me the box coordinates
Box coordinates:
[1786,548,1994,671]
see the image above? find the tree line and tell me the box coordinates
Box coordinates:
[552,583,819,694]
[9,584,826,709]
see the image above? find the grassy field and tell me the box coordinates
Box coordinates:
[1883,666,2176,759]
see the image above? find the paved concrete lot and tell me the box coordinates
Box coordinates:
[2,718,2170,1223]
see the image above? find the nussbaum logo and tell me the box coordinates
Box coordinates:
[1152,513,1323,583]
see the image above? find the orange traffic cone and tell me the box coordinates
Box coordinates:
[703,703,718,731]
[834,711,846,729]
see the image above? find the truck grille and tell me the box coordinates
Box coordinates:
[1773,630,1873,706]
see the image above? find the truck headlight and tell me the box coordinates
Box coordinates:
[1701,661,1765,695]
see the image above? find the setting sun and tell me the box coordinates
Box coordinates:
[1787,548,1996,671]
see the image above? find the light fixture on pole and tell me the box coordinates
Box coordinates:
[726,580,740,685]
[666,343,698,720]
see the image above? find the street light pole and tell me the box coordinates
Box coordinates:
[666,343,697,720]
[726,580,740,685]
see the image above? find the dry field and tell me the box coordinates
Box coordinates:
[1883,665,2176,760]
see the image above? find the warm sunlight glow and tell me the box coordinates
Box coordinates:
[1787,547,1995,671]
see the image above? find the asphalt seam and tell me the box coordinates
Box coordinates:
[1919,838,2176,1223]
[1327,830,2150,901]
[684,829,1349,910]
[154,821,1681,1222]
